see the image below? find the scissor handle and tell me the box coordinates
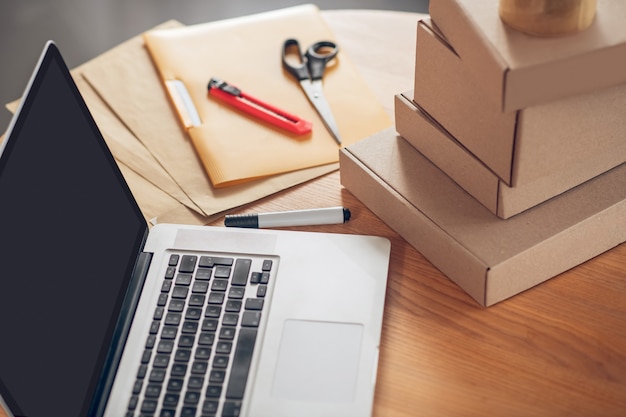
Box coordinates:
[282,38,310,81]
[305,41,339,80]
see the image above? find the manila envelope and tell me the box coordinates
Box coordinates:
[80,20,339,217]
[142,4,392,187]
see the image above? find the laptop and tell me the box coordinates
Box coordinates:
[0,42,391,417]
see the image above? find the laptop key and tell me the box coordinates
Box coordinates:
[167,378,184,392]
[189,294,206,306]
[231,259,251,286]
[145,384,161,398]
[192,281,210,294]
[184,390,201,405]
[171,286,189,299]
[175,348,192,362]
[241,311,261,327]
[199,332,215,346]
[205,385,222,398]
[140,399,158,413]
[164,266,177,279]
[168,299,185,312]
[185,307,203,320]
[214,266,231,279]
[179,255,198,273]
[199,256,233,268]
[225,327,258,399]
[161,279,173,293]
[168,254,180,266]
[176,273,193,286]
[178,335,195,348]
[205,305,221,318]
[222,313,239,327]
[171,364,187,376]
[182,321,199,334]
[195,268,212,280]
[150,320,160,334]
[161,326,177,339]
[209,370,225,383]
[164,312,182,326]
[132,379,143,395]
[137,364,148,378]
[157,293,168,306]
[153,307,165,320]
[149,369,166,383]
[188,375,205,389]
[261,259,272,271]
[211,279,228,291]
[207,292,225,305]
[157,340,174,354]
[128,395,139,410]
[181,406,197,416]
[227,287,244,300]
[163,393,180,407]
[202,399,219,414]
[244,298,264,310]
[222,400,242,417]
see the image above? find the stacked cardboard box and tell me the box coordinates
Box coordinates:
[339,0,626,306]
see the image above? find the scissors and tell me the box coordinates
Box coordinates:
[282,38,342,145]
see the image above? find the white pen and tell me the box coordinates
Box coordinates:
[224,206,351,228]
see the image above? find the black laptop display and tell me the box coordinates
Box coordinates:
[0,43,147,417]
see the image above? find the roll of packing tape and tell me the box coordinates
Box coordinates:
[499,0,597,37]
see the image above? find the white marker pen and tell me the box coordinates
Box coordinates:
[224,206,351,228]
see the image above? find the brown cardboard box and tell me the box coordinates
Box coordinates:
[414,19,514,183]
[397,86,626,218]
[415,18,626,188]
[410,18,626,218]
[339,128,626,306]
[429,0,626,112]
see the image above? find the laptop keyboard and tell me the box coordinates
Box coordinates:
[126,252,276,417]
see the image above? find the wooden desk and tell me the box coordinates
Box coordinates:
[2,9,625,417]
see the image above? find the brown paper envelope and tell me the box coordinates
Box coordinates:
[74,76,204,215]
[142,4,392,187]
[81,20,338,217]
[118,161,212,226]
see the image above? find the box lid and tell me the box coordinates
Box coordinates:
[430,0,626,111]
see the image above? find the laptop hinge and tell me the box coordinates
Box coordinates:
[88,250,153,417]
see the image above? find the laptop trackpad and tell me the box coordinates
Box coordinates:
[271,319,364,403]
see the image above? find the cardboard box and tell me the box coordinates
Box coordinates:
[410,18,626,217]
[429,0,626,112]
[339,128,626,306]
[397,88,626,219]
[414,19,515,183]
[415,19,626,187]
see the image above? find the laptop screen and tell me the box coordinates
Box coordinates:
[0,43,147,417]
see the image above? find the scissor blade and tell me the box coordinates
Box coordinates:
[300,79,342,145]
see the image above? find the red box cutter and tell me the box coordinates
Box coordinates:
[208,78,312,136]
